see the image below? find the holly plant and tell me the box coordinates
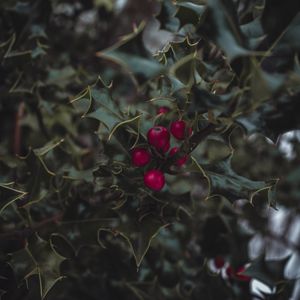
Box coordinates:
[1,0,300,299]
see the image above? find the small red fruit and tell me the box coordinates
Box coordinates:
[131,148,151,167]
[147,126,170,152]
[163,141,170,152]
[225,265,233,278]
[236,266,251,282]
[213,256,225,269]
[157,106,170,115]
[170,120,192,140]
[144,169,165,191]
[169,147,188,166]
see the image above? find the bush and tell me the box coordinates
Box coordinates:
[1,0,300,299]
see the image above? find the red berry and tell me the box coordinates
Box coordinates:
[131,148,151,167]
[144,169,165,191]
[147,126,170,152]
[235,266,251,282]
[226,265,233,278]
[169,147,188,166]
[157,106,170,115]
[213,256,225,269]
[163,141,170,152]
[170,120,192,140]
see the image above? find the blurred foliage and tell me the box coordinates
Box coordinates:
[1,0,300,299]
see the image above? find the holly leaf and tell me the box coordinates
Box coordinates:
[56,218,118,252]
[46,66,77,88]
[187,86,232,115]
[20,139,64,204]
[0,183,26,214]
[63,166,95,183]
[9,235,66,299]
[176,1,205,18]
[243,255,290,288]
[85,87,125,136]
[87,108,122,133]
[99,207,168,267]
[204,156,273,203]
[97,50,164,80]
[96,21,164,81]
[198,0,249,61]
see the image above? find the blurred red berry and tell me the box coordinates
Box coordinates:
[144,169,165,191]
[170,120,192,140]
[163,140,170,152]
[131,148,151,167]
[157,106,170,115]
[226,265,234,278]
[147,126,170,152]
[214,256,225,269]
[169,147,188,166]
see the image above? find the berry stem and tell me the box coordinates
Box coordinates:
[162,124,216,172]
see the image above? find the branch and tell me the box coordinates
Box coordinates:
[0,212,63,240]
[187,123,217,154]
[162,123,216,171]
[13,101,25,155]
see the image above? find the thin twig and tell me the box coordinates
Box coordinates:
[13,101,25,155]
[0,212,64,240]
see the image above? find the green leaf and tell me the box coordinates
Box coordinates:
[46,66,77,88]
[198,0,249,60]
[57,218,118,251]
[166,174,193,195]
[205,157,272,202]
[50,233,76,259]
[87,108,122,132]
[243,255,290,287]
[31,46,47,59]
[169,52,206,86]
[0,183,26,214]
[108,114,141,142]
[33,139,64,157]
[188,86,232,115]
[176,2,205,16]
[241,18,263,39]
[100,210,168,267]
[20,140,63,204]
[249,60,284,104]
[85,87,124,136]
[63,166,95,183]
[97,50,164,79]
[9,235,66,299]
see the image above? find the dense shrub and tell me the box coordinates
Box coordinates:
[1,0,300,299]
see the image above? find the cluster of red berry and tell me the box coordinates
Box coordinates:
[131,107,192,191]
[212,256,251,282]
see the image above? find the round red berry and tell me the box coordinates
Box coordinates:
[147,126,170,152]
[170,120,192,140]
[131,148,151,167]
[144,169,165,191]
[157,106,170,115]
[213,256,225,269]
[169,147,188,166]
